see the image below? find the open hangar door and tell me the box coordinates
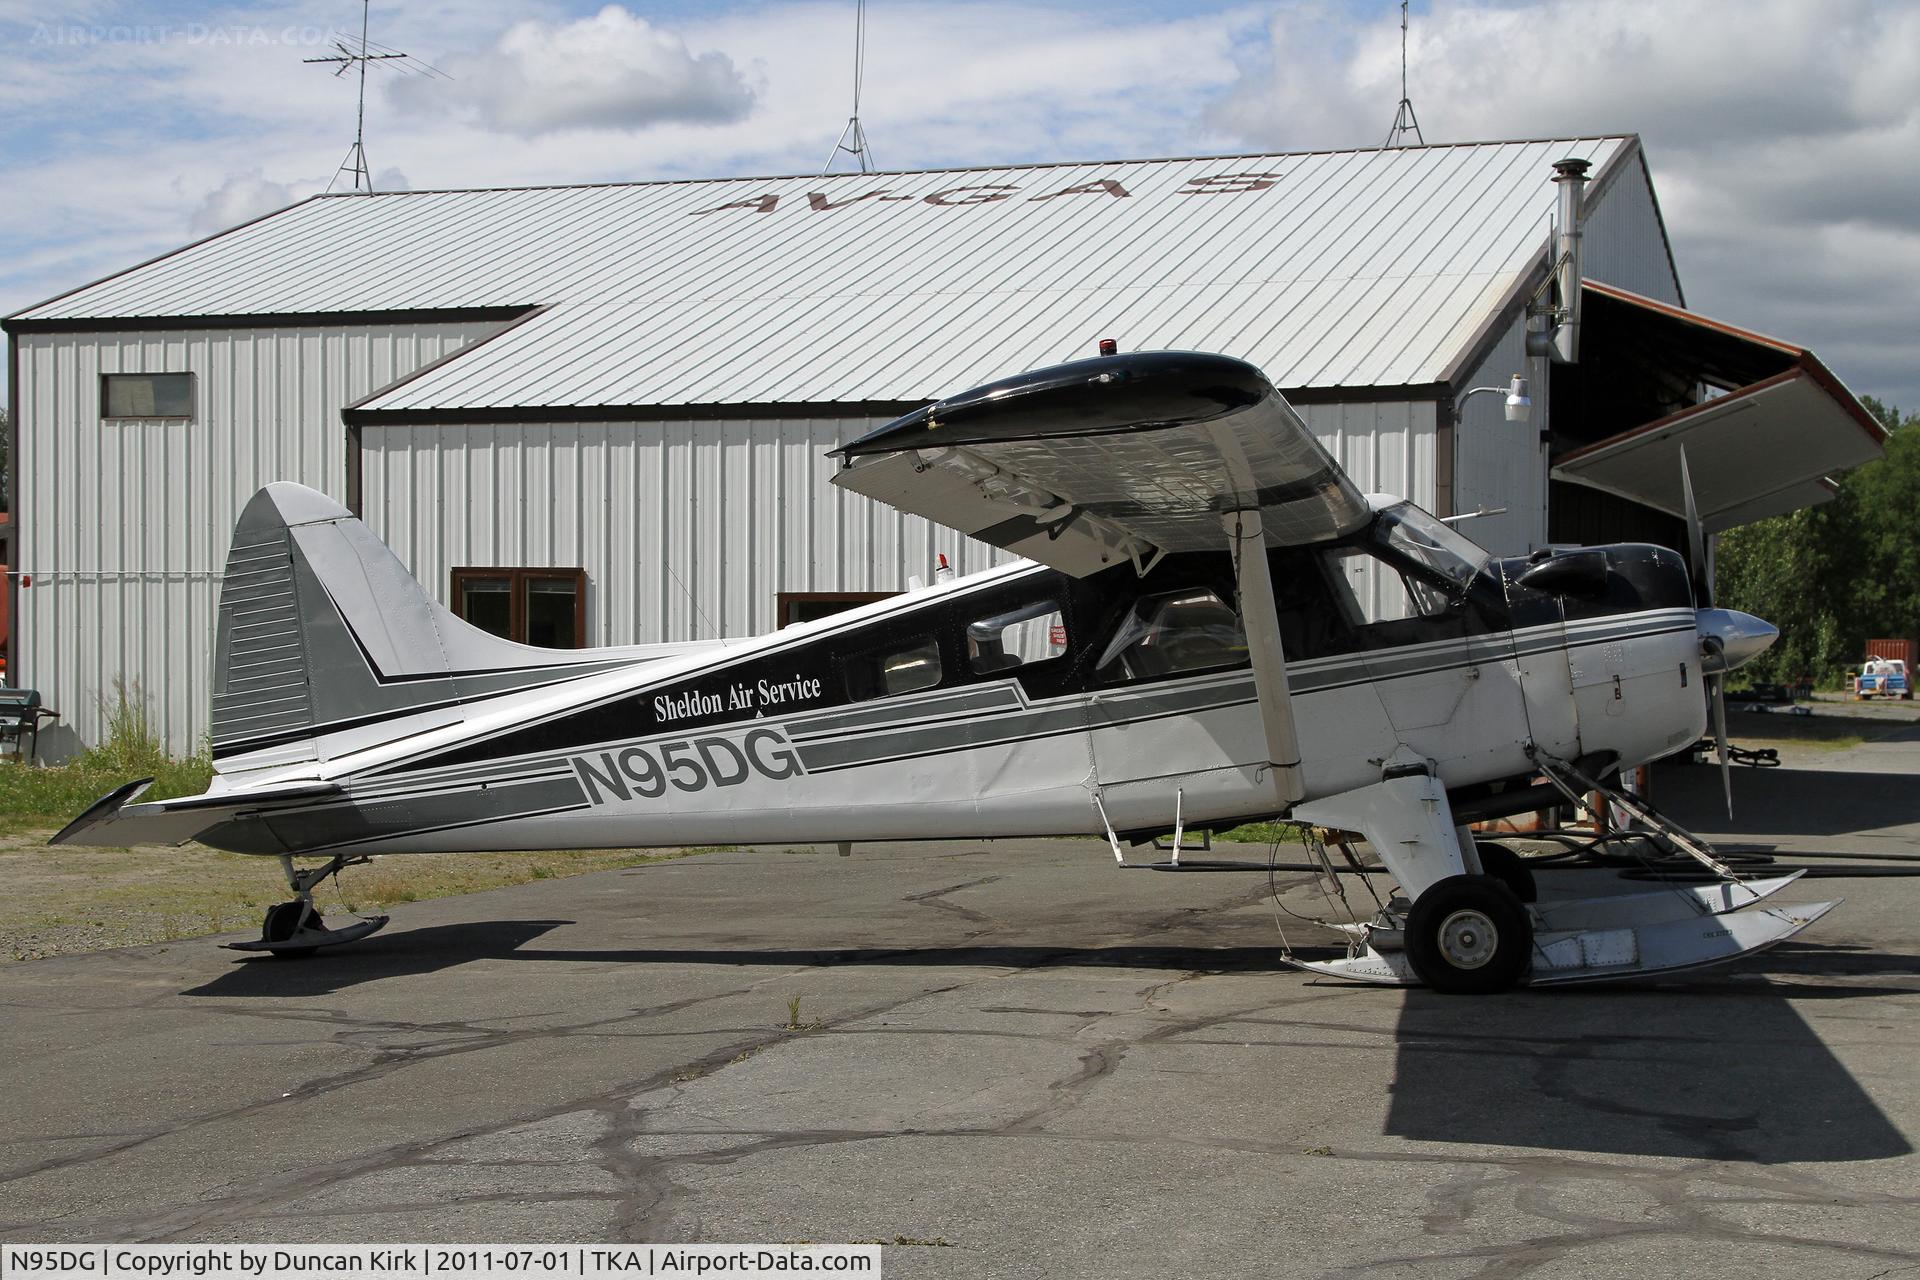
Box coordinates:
[1546,282,1884,563]
[1498,282,1888,821]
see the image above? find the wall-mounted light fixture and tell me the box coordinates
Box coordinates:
[1459,373,1531,423]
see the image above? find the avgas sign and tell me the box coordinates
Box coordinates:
[688,172,1287,217]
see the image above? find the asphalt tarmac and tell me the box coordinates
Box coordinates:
[3,730,1917,1277]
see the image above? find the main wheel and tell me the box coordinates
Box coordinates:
[1474,842,1538,903]
[261,900,321,960]
[1404,874,1532,994]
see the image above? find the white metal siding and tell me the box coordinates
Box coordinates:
[14,321,500,756]
[1300,401,1438,513]
[1450,154,1680,559]
[361,417,1022,647]
[1581,154,1684,305]
[358,406,1435,645]
[1452,313,1547,558]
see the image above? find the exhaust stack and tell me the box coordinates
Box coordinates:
[1528,157,1591,364]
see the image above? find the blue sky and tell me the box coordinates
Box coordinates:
[3,0,1917,408]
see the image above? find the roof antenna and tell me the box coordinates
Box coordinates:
[306,1,449,192]
[1383,0,1424,148]
[822,0,876,174]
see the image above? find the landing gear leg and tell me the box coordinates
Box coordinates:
[1288,771,1533,991]
[1279,766,1838,990]
[224,854,390,957]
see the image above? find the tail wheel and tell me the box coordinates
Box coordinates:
[1405,874,1532,994]
[1474,842,1538,903]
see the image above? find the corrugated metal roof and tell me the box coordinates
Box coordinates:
[15,138,1632,406]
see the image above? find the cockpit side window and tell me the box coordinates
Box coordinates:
[1322,546,1454,629]
[1374,501,1492,594]
[1096,588,1247,682]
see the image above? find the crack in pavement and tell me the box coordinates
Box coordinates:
[9,856,1912,1267]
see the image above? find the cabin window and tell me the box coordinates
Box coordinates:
[965,595,1067,676]
[102,372,194,419]
[450,567,586,647]
[1096,589,1246,681]
[844,637,942,701]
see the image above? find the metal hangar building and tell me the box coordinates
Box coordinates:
[4,134,1883,755]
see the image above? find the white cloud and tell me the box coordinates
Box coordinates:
[1209,0,1920,408]
[396,5,756,136]
[4,0,1915,412]
[188,170,317,236]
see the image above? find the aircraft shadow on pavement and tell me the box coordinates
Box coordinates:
[184,923,1298,998]
[1663,757,1920,840]
[1383,941,1917,1163]
[182,916,1914,1164]
[183,920,573,998]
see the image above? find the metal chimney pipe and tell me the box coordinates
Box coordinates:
[1544,157,1590,364]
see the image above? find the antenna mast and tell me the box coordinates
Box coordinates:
[306,0,406,192]
[822,0,875,174]
[1383,0,1424,148]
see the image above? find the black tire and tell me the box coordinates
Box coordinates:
[1404,874,1532,994]
[1474,842,1538,903]
[261,900,320,960]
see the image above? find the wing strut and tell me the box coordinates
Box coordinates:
[1224,508,1304,809]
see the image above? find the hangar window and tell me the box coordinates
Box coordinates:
[843,636,943,701]
[451,567,586,648]
[102,372,194,419]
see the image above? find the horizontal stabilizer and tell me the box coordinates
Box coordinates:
[49,778,344,849]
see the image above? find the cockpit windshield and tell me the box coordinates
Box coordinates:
[1371,501,1492,595]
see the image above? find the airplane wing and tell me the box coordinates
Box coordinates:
[830,351,1370,577]
[835,350,1348,811]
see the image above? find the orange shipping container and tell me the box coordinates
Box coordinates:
[1866,639,1918,667]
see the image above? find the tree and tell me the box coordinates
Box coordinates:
[1716,396,1919,685]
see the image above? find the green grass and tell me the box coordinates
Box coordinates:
[0,686,213,832]
[0,685,760,962]
[0,842,737,962]
[1217,821,1312,845]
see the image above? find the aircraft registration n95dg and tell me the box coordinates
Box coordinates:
[53,350,1833,991]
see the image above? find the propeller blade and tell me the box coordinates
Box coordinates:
[1711,671,1732,819]
[1679,444,1712,609]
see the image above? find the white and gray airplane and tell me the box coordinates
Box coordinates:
[54,351,1831,992]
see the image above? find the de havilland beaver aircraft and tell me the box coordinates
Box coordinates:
[54,350,1835,992]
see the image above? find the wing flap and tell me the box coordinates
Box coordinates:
[832,351,1369,577]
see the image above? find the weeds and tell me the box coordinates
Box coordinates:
[781,994,824,1032]
[1217,821,1314,845]
[0,681,211,829]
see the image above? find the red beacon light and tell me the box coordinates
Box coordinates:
[1097,337,1118,357]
